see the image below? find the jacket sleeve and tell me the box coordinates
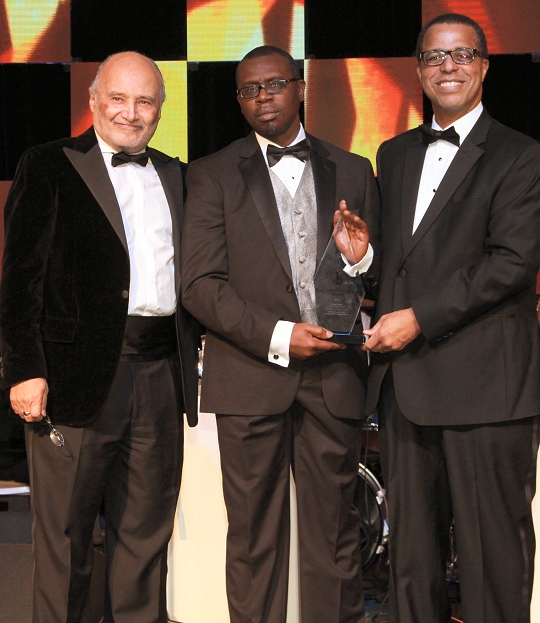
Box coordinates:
[0,147,56,388]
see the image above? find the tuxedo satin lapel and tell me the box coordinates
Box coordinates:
[309,138,336,264]
[402,137,485,261]
[239,139,292,280]
[154,156,183,295]
[400,137,426,251]
[63,144,128,251]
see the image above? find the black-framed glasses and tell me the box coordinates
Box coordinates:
[419,47,483,66]
[41,414,65,447]
[237,78,300,100]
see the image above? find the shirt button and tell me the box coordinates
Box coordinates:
[286,284,294,293]
[299,257,306,264]
[273,354,279,360]
[299,281,306,289]
[299,232,306,238]
[121,290,129,299]
[433,188,437,193]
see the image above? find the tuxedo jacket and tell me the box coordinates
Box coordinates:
[367,110,540,426]
[0,127,199,427]
[181,132,380,419]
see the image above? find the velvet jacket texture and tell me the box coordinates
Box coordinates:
[366,110,540,425]
[181,131,380,419]
[0,127,199,426]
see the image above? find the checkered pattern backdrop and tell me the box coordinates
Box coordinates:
[0,0,539,203]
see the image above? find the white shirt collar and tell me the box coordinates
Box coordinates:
[432,102,483,144]
[255,125,306,165]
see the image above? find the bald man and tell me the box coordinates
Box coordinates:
[0,52,199,623]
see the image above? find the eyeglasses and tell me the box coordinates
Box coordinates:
[41,414,65,448]
[419,47,483,66]
[237,78,300,100]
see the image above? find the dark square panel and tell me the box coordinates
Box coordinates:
[482,55,540,141]
[0,64,71,180]
[71,0,187,62]
[187,61,250,161]
[306,0,422,59]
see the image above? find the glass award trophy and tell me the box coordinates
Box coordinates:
[313,237,366,344]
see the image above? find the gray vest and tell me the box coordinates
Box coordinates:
[269,161,318,325]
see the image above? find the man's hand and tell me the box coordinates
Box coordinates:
[333,200,369,265]
[10,378,48,422]
[363,308,421,353]
[289,323,346,360]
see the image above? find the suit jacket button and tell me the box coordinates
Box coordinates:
[121,290,129,299]
[399,269,407,277]
[286,284,294,293]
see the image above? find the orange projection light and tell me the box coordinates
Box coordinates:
[0,0,70,63]
[187,0,304,61]
[305,58,424,172]
[422,0,540,55]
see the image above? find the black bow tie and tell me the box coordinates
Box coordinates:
[111,150,151,167]
[266,139,311,167]
[420,124,460,147]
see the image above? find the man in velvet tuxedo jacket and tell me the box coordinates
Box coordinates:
[181,46,379,623]
[356,14,540,623]
[0,52,198,623]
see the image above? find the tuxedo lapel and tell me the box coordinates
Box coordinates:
[401,113,490,262]
[238,135,293,280]
[400,136,426,253]
[153,154,184,294]
[64,140,128,252]
[308,135,336,264]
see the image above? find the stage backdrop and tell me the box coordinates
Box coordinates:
[0,0,539,181]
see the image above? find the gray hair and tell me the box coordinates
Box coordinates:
[89,51,166,105]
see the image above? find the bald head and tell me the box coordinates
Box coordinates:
[90,52,166,106]
[89,52,164,153]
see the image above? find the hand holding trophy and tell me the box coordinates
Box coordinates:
[313,201,370,344]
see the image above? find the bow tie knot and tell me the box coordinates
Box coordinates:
[111,150,151,167]
[266,139,311,167]
[420,124,460,147]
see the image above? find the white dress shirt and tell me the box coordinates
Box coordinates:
[258,127,373,367]
[96,134,176,316]
[413,103,483,233]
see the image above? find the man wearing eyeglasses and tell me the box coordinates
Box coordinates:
[345,13,540,623]
[0,52,199,622]
[181,46,379,623]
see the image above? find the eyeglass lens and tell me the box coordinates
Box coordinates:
[423,48,476,66]
[239,79,290,99]
[42,415,65,447]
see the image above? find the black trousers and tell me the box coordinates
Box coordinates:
[378,379,539,623]
[26,356,184,623]
[216,361,364,623]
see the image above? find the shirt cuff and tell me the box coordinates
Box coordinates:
[268,320,295,368]
[342,243,374,277]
